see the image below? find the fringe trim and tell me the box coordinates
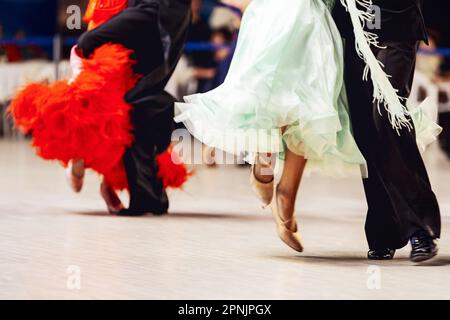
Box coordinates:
[341,0,413,133]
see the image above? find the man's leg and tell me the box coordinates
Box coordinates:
[121,95,175,216]
[344,40,441,255]
[122,142,168,216]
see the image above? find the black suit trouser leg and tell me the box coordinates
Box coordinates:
[343,40,441,250]
[123,94,175,214]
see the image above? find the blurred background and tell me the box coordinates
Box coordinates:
[0,0,450,159]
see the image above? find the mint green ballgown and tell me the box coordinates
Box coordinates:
[175,0,440,177]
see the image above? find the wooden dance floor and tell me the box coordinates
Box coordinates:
[0,139,449,299]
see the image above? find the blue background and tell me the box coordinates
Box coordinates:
[0,0,57,36]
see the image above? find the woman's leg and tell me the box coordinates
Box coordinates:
[252,128,307,212]
[100,178,124,214]
[255,124,307,219]
[269,146,307,252]
[250,152,276,206]
[65,159,85,193]
[276,148,307,221]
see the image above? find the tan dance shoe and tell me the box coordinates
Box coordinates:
[250,164,274,207]
[270,187,304,253]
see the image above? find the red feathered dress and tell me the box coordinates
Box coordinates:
[9,43,190,191]
[9,0,192,197]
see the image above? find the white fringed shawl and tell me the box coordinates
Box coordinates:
[340,0,414,132]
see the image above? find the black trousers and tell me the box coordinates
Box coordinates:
[343,40,441,250]
[123,93,175,214]
[77,1,191,214]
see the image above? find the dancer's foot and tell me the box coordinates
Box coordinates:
[202,146,216,167]
[410,231,438,262]
[250,154,274,207]
[368,249,396,260]
[65,160,85,193]
[100,182,124,214]
[270,185,303,252]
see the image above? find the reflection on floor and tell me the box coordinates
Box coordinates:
[0,140,449,299]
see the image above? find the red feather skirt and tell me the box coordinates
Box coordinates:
[8,44,190,191]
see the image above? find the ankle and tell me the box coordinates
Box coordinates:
[275,185,296,217]
[411,230,430,239]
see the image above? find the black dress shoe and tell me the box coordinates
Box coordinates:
[117,207,168,217]
[368,249,396,260]
[410,232,438,262]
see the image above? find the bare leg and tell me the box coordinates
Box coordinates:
[100,179,124,214]
[65,159,85,193]
[276,148,307,221]
[250,152,276,206]
[269,146,307,252]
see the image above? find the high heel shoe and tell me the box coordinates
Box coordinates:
[270,187,304,252]
[250,164,274,207]
[65,159,85,193]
